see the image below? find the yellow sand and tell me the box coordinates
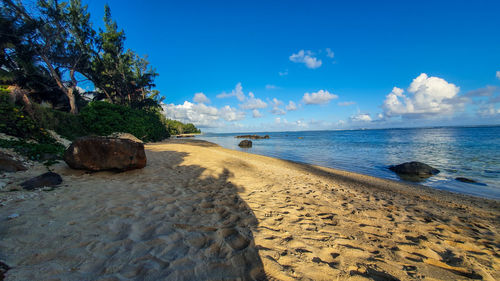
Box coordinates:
[1,139,499,280]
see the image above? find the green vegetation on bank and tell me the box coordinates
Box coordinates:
[164,119,201,135]
[0,0,200,157]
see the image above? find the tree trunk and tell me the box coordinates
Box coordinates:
[67,87,78,114]
[39,55,79,114]
[7,85,35,118]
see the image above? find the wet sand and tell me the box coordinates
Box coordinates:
[1,139,499,280]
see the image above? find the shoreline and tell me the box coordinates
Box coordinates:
[198,128,500,199]
[1,139,499,280]
[183,139,500,207]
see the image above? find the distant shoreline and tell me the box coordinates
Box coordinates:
[200,124,500,135]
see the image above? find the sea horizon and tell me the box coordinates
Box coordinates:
[200,123,500,135]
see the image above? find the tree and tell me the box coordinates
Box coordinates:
[3,0,95,114]
[90,5,160,109]
[0,5,47,117]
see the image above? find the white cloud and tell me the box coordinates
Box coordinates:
[350,113,372,122]
[326,48,334,58]
[497,71,500,80]
[279,69,288,76]
[266,84,279,90]
[286,101,297,111]
[162,101,244,128]
[270,98,283,107]
[302,90,338,105]
[338,101,356,106]
[193,92,210,104]
[216,82,245,101]
[272,107,286,115]
[477,105,500,117]
[240,92,268,110]
[268,98,286,115]
[162,101,219,127]
[382,73,461,118]
[219,105,246,121]
[252,109,262,118]
[274,117,307,128]
[289,50,322,69]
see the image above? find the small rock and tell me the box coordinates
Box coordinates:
[7,213,19,220]
[20,172,62,190]
[0,151,27,172]
[238,140,252,148]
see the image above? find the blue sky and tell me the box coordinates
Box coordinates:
[86,0,500,132]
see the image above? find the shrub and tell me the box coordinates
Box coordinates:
[79,101,170,142]
[0,139,65,161]
[0,91,56,144]
[33,105,88,140]
[164,119,201,135]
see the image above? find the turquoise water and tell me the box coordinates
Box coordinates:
[198,126,500,199]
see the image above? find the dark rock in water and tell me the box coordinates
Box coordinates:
[238,140,252,148]
[456,177,487,186]
[20,172,62,190]
[389,161,439,178]
[64,136,146,171]
[0,151,27,172]
[456,177,477,183]
[235,135,269,139]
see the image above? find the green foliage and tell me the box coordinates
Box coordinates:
[33,104,88,140]
[2,0,161,113]
[79,101,169,141]
[0,139,65,161]
[164,119,201,135]
[0,91,56,143]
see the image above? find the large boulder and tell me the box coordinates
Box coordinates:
[21,172,62,190]
[389,161,439,178]
[238,140,252,148]
[64,136,146,171]
[0,152,27,172]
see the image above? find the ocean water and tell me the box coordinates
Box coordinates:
[197,126,500,199]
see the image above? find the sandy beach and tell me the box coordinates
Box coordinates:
[1,139,499,280]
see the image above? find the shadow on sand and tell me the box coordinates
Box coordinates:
[0,145,267,280]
